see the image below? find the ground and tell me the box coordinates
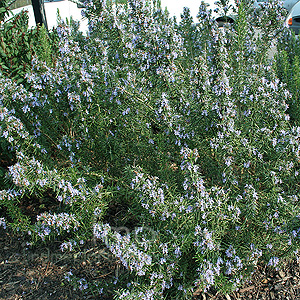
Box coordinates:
[0,228,119,300]
[1,227,300,300]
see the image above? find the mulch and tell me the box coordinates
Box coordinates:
[0,228,120,300]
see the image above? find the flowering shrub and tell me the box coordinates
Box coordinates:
[1,0,300,298]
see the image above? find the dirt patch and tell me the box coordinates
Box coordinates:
[193,261,300,300]
[0,228,121,300]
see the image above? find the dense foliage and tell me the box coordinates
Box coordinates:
[1,0,300,298]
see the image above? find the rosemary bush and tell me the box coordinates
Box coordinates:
[1,0,300,298]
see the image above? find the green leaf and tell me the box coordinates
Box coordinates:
[16,78,24,85]
[0,167,5,178]
[0,64,9,70]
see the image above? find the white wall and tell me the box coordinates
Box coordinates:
[161,0,217,21]
[9,0,88,33]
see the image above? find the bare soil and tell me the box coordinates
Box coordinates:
[0,228,120,300]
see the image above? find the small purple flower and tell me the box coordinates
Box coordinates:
[0,217,6,229]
